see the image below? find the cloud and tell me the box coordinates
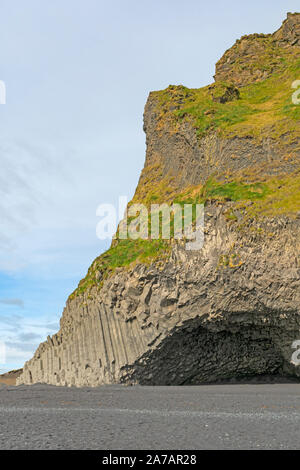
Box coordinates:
[0,314,60,370]
[0,314,59,341]
[5,341,39,353]
[43,321,60,331]
[3,343,37,364]
[26,320,59,332]
[17,332,41,342]
[0,137,113,275]
[0,314,23,330]
[0,298,24,308]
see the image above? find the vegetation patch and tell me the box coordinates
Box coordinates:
[173,173,300,220]
[153,56,300,145]
[244,171,300,218]
[70,239,170,299]
[218,253,244,269]
[173,177,270,205]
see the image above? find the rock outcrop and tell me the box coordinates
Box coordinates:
[215,12,300,87]
[17,14,300,386]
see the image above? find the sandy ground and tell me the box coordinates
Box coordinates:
[0,369,22,386]
[1,382,300,449]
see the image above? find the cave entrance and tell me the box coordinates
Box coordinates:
[128,322,292,385]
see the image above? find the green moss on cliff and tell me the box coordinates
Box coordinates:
[200,178,270,201]
[244,171,300,218]
[70,239,170,299]
[174,172,300,218]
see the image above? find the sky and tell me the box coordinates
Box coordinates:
[0,0,299,372]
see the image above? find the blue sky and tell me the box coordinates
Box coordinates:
[0,0,299,372]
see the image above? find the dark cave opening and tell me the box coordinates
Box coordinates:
[124,321,298,385]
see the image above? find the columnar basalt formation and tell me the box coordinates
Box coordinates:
[18,14,300,386]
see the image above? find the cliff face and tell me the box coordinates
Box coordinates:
[17,14,300,386]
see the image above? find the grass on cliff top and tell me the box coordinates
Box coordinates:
[153,55,300,144]
[70,239,170,299]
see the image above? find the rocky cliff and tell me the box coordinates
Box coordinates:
[17,13,300,386]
